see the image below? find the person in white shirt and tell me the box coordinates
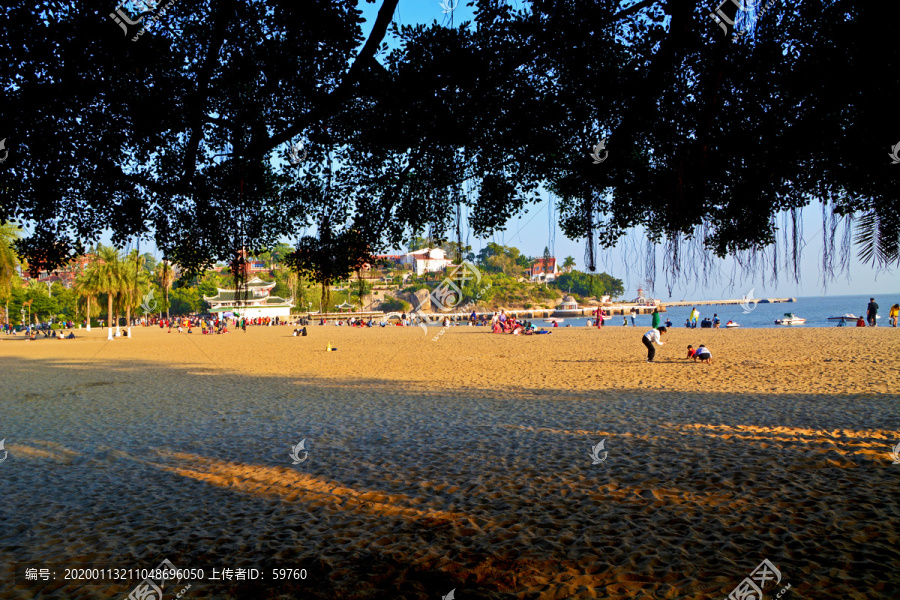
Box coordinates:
[695,344,712,364]
[642,326,667,362]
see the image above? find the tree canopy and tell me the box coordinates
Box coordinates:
[553,271,625,300]
[1,0,897,288]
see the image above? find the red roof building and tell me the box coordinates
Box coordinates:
[526,257,558,281]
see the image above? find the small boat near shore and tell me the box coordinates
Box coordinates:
[829,313,879,321]
[725,321,741,328]
[775,313,806,325]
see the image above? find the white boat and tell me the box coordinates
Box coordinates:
[829,313,878,321]
[725,322,741,328]
[775,313,806,325]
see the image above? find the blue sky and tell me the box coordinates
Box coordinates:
[360,1,898,300]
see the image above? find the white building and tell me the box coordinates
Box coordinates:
[203,277,293,319]
[402,248,453,276]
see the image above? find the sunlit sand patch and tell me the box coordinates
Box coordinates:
[670,423,898,440]
[665,423,900,460]
[4,441,82,463]
[150,450,473,523]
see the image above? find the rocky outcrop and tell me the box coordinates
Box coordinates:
[409,289,431,312]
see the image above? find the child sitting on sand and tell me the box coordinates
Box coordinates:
[686,345,696,359]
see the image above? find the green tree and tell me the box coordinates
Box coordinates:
[562,256,576,273]
[87,245,124,337]
[156,261,176,321]
[4,0,898,284]
[74,271,98,330]
[553,271,624,300]
[0,223,23,324]
[25,280,58,322]
[121,251,151,336]
[169,287,203,315]
[270,242,294,267]
[353,273,373,311]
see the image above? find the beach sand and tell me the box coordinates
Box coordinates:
[0,324,898,599]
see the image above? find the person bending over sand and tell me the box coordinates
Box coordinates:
[694,344,713,364]
[642,326,667,363]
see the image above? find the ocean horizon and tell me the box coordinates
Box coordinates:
[541,293,900,329]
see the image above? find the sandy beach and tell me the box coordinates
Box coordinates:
[0,324,898,599]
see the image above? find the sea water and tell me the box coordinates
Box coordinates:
[549,294,900,329]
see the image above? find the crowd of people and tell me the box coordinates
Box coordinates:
[2,320,78,340]
[6,298,899,344]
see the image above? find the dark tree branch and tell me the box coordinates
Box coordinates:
[245,0,400,159]
[180,0,236,186]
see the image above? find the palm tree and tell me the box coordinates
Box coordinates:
[91,245,123,339]
[156,261,175,321]
[0,223,22,326]
[562,256,576,273]
[73,274,97,331]
[354,271,373,311]
[121,250,150,337]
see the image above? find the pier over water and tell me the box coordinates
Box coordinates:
[660,297,795,308]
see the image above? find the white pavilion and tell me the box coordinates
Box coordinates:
[203,276,293,319]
